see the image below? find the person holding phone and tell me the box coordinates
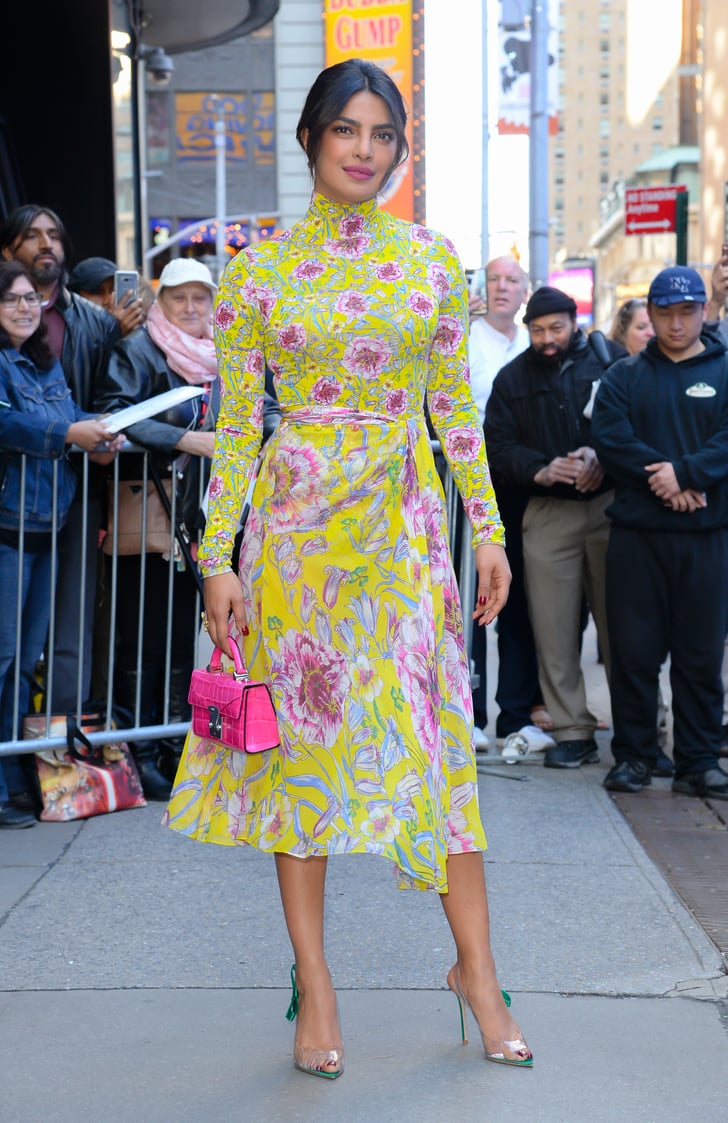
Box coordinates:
[67,257,144,337]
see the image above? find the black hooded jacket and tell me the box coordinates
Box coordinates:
[591,330,728,532]
[484,327,626,499]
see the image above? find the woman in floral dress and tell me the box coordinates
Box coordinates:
[166,59,532,1078]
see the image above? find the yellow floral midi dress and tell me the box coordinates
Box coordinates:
[165,193,504,892]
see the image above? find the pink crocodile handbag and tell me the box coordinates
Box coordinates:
[188,637,279,753]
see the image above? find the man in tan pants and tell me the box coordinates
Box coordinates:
[486,286,628,769]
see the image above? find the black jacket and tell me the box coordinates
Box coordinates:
[55,288,121,410]
[95,327,281,530]
[485,329,626,499]
[592,330,728,532]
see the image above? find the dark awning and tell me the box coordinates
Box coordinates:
[136,0,279,54]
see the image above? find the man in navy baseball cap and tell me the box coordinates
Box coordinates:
[592,260,728,802]
[647,265,707,306]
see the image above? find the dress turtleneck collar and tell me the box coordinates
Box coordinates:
[304,191,382,239]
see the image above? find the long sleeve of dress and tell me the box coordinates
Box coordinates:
[197,253,266,576]
[425,240,504,547]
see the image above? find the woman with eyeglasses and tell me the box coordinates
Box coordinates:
[0,261,123,828]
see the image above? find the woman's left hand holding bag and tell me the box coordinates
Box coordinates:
[203,571,248,658]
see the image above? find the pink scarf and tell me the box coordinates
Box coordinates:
[146,300,217,385]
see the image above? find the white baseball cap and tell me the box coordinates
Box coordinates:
[157,258,217,295]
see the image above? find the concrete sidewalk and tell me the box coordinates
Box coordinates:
[1,629,727,1122]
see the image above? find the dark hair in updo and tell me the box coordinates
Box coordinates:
[296,59,409,176]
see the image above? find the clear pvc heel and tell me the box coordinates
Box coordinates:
[285,963,344,1080]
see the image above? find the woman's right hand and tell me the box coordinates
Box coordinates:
[66,418,125,453]
[203,571,248,658]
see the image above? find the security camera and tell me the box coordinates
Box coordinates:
[141,46,174,87]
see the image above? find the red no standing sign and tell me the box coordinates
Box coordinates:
[624,185,687,236]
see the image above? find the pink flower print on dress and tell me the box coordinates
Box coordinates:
[339,212,366,238]
[208,475,224,500]
[311,377,343,406]
[246,348,265,376]
[385,388,407,415]
[432,315,464,356]
[427,263,450,300]
[443,426,482,463]
[428,390,454,419]
[251,397,264,427]
[411,225,435,245]
[463,495,495,527]
[254,285,277,321]
[324,234,371,259]
[342,336,392,379]
[292,260,326,280]
[375,261,405,282]
[335,290,369,319]
[395,600,441,758]
[271,443,327,526]
[214,302,236,330]
[408,290,435,318]
[275,632,350,748]
[278,323,307,351]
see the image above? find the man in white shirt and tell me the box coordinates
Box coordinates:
[468,257,542,752]
[469,256,530,423]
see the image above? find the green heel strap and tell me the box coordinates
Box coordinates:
[285,963,299,1022]
[501,989,512,1007]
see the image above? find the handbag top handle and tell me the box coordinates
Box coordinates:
[208,636,249,681]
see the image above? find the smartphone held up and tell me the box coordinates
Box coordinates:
[114,270,139,308]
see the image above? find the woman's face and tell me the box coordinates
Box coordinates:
[0,275,42,349]
[309,91,399,205]
[158,282,213,337]
[624,305,654,355]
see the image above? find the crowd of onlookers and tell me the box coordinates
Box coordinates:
[468,250,728,803]
[0,205,224,826]
[1,200,727,829]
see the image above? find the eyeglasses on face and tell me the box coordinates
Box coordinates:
[0,291,43,308]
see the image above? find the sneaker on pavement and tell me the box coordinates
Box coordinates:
[499,725,556,762]
[0,802,37,829]
[651,749,675,778]
[544,738,599,769]
[672,767,728,800]
[472,726,490,753]
[604,760,652,792]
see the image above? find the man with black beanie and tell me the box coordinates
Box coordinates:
[485,286,627,769]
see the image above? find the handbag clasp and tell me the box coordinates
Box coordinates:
[208,705,222,739]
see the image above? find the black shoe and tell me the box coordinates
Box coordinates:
[672,767,728,801]
[544,738,599,769]
[134,754,173,801]
[604,760,652,793]
[0,801,37,829]
[651,749,675,778]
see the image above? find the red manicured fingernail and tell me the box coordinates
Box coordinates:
[478,596,487,606]
[242,626,249,637]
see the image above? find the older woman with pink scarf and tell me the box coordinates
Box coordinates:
[95,259,218,799]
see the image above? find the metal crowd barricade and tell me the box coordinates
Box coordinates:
[0,446,203,759]
[0,440,478,762]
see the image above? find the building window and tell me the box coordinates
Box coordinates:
[600,120,611,138]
